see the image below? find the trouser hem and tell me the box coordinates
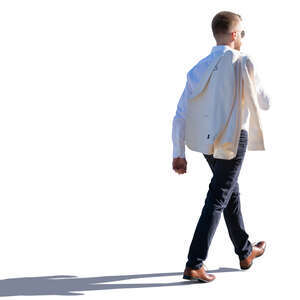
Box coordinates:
[185,262,203,270]
[238,245,253,261]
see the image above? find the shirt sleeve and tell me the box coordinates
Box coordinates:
[246,56,271,110]
[171,77,192,159]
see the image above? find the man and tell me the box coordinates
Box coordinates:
[171,11,269,283]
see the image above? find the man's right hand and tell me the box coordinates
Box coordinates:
[172,157,187,174]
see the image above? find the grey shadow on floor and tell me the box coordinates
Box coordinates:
[0,267,241,296]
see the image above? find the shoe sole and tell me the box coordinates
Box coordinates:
[182,274,213,283]
[240,245,266,270]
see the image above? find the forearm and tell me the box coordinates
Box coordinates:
[172,116,186,158]
[246,56,271,110]
[172,79,191,159]
[254,71,271,110]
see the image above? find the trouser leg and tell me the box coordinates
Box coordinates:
[185,129,250,269]
[223,182,253,260]
[203,148,252,260]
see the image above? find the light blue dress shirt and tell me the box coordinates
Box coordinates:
[172,45,270,159]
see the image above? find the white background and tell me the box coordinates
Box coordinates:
[0,0,297,298]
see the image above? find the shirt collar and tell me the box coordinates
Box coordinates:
[210,45,234,54]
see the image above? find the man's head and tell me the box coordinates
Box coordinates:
[211,11,245,51]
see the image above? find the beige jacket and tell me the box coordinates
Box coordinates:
[184,48,270,159]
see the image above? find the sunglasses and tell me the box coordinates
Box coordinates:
[228,30,245,38]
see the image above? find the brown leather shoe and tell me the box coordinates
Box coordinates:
[183,264,216,283]
[240,241,266,270]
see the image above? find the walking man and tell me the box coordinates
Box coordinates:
[171,11,270,283]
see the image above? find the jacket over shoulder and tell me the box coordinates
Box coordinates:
[184,49,266,159]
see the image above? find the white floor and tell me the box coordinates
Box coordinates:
[0,238,293,299]
[0,1,297,296]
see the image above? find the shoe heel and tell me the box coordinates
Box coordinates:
[240,262,253,270]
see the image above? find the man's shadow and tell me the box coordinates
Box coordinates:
[0,267,241,296]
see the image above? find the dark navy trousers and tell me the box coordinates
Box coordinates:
[186,129,253,270]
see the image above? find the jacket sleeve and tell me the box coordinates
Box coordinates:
[171,76,192,158]
[245,56,271,110]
